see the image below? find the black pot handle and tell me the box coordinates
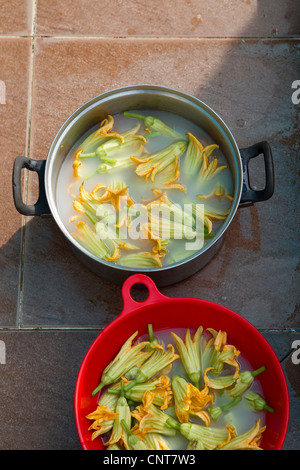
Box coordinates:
[239,141,274,205]
[12,156,51,216]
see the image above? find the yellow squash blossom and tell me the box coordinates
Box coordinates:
[172,375,213,425]
[228,366,267,398]
[171,326,203,388]
[182,132,219,176]
[131,141,187,185]
[125,343,179,392]
[91,331,152,396]
[105,381,132,450]
[219,420,265,450]
[124,111,186,140]
[131,390,177,437]
[108,375,173,410]
[85,405,118,441]
[166,416,234,450]
[203,366,237,390]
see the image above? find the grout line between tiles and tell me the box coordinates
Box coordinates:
[18,0,38,330]
[0,35,299,40]
[0,326,298,333]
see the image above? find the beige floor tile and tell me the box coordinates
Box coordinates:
[0,0,34,35]
[0,38,32,324]
[35,0,299,37]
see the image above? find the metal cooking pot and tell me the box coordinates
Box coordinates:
[12,85,274,286]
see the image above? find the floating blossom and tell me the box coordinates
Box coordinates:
[105,381,132,450]
[95,222,139,262]
[171,327,203,387]
[72,148,83,178]
[208,396,242,421]
[182,132,219,175]
[117,251,163,268]
[72,221,111,260]
[205,328,240,379]
[166,417,234,450]
[227,366,267,398]
[172,375,213,425]
[219,420,265,450]
[108,375,173,410]
[131,141,187,185]
[96,134,147,159]
[91,180,134,211]
[125,344,179,392]
[144,192,196,241]
[131,390,177,436]
[198,184,233,202]
[121,419,149,450]
[85,405,119,441]
[203,366,237,390]
[142,431,171,450]
[91,331,151,396]
[124,111,186,140]
[245,392,274,413]
[72,115,124,175]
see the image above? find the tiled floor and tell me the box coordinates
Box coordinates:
[0,0,299,450]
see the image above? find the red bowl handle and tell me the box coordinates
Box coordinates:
[120,274,168,316]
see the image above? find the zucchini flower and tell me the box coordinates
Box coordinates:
[85,404,119,441]
[146,190,195,230]
[108,375,173,410]
[245,391,274,413]
[77,115,124,157]
[117,251,163,268]
[91,331,151,396]
[105,381,132,450]
[227,366,266,398]
[131,390,177,436]
[121,419,149,450]
[142,432,171,450]
[219,420,265,450]
[166,418,234,450]
[198,184,233,202]
[172,375,213,425]
[85,155,133,179]
[91,180,134,211]
[72,221,111,260]
[125,343,179,392]
[197,142,227,185]
[205,328,240,379]
[124,111,186,140]
[96,134,146,159]
[144,213,196,242]
[186,439,206,450]
[106,443,123,450]
[72,148,82,178]
[171,327,203,387]
[182,132,219,176]
[153,156,186,192]
[131,140,187,185]
[95,222,139,262]
[203,367,237,390]
[208,396,242,421]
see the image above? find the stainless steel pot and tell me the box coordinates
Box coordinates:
[12,85,274,286]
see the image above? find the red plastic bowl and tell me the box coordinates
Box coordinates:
[74,274,289,450]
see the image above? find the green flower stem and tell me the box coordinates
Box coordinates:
[251,366,266,377]
[166,418,180,431]
[221,396,242,411]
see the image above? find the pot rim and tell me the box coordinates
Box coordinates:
[45,84,243,273]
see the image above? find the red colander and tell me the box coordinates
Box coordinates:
[74,274,289,450]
